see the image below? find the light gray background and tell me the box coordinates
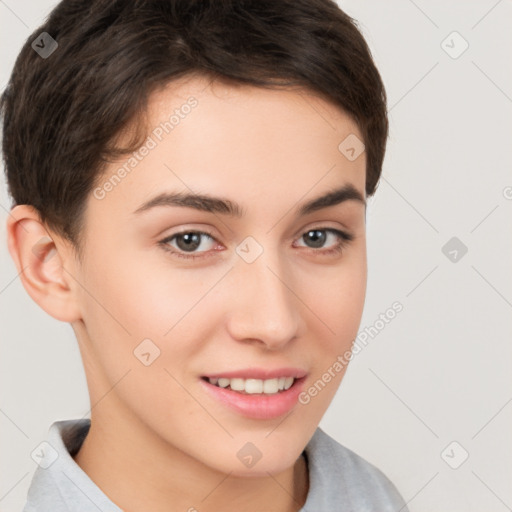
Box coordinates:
[1,1,511,511]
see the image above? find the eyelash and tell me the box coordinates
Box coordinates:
[158,227,354,261]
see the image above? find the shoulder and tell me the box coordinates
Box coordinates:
[303,427,409,512]
[23,419,122,512]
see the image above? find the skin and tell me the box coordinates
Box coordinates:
[7,74,368,512]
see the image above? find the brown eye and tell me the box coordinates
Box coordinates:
[303,229,327,249]
[295,228,353,254]
[159,230,218,260]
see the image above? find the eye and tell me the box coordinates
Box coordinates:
[158,227,354,261]
[159,230,219,260]
[294,228,353,256]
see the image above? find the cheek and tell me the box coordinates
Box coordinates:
[294,259,366,420]
[307,252,367,340]
[76,248,212,413]
[79,247,224,369]
[84,244,194,329]
[299,247,366,405]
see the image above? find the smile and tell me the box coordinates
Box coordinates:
[204,376,295,394]
[200,373,307,420]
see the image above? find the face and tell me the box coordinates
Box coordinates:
[69,75,367,476]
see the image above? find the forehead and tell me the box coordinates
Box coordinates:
[147,75,364,152]
[87,75,366,226]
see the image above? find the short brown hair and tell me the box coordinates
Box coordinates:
[1,0,388,253]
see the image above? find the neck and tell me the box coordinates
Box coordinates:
[73,408,309,512]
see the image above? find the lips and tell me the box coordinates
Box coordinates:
[199,368,308,420]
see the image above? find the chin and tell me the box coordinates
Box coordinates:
[227,458,296,478]
[205,440,303,478]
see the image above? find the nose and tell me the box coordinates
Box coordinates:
[225,249,301,351]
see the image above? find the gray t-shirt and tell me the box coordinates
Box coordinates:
[23,419,409,511]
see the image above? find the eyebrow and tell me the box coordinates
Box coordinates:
[132,183,365,218]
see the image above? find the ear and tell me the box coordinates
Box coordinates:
[6,204,82,323]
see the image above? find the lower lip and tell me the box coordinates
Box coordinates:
[199,377,307,420]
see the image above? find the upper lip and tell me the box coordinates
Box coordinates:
[202,367,308,380]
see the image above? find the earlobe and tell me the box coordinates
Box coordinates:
[6,204,82,323]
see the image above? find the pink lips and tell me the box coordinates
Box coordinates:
[199,367,308,420]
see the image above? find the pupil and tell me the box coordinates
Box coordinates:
[306,230,325,248]
[177,232,200,252]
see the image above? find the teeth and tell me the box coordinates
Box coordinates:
[283,377,294,390]
[230,378,245,391]
[263,378,279,393]
[207,376,296,394]
[245,379,263,394]
[218,378,230,388]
